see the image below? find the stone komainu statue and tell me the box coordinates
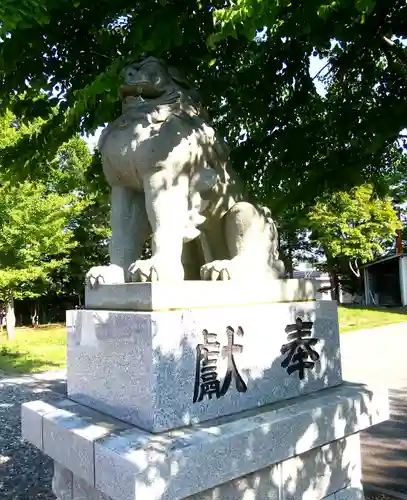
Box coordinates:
[87,57,285,285]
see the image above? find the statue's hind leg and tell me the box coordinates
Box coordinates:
[200,202,281,280]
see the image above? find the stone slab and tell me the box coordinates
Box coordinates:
[22,382,388,500]
[185,463,280,500]
[93,382,387,500]
[51,448,364,500]
[21,400,55,450]
[21,398,79,451]
[73,476,112,500]
[52,461,73,500]
[67,299,341,432]
[43,408,100,485]
[84,279,321,312]
[280,433,361,500]
[21,398,132,486]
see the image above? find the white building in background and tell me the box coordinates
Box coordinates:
[293,264,355,304]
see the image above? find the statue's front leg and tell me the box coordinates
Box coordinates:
[86,187,149,287]
[129,170,187,282]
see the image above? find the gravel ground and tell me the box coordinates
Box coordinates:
[0,373,66,499]
[0,372,404,500]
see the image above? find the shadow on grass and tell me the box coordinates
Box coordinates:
[0,344,61,374]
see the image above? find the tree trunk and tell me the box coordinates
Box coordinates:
[31,301,39,327]
[6,293,16,341]
[328,268,340,302]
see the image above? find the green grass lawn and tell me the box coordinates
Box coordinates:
[0,306,407,375]
[338,305,407,333]
[0,324,66,374]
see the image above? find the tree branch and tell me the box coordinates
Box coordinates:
[312,60,331,81]
[349,258,361,278]
[381,35,407,66]
[79,50,110,60]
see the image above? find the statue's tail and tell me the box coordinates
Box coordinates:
[258,205,286,277]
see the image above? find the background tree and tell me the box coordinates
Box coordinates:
[377,145,407,248]
[44,138,110,308]
[307,184,401,300]
[0,110,110,326]
[0,180,86,338]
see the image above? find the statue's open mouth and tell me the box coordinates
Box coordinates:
[120,81,164,99]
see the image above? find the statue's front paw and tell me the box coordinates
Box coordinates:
[200,260,236,281]
[85,265,125,289]
[200,257,261,281]
[128,258,184,282]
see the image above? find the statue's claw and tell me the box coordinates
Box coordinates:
[200,257,271,281]
[200,260,236,281]
[128,258,184,282]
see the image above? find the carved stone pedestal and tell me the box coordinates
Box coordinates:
[21,280,389,500]
[67,281,340,433]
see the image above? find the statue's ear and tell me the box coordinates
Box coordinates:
[168,66,202,103]
[167,66,191,88]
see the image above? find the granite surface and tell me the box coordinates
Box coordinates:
[52,459,366,500]
[84,279,321,311]
[22,382,389,500]
[67,300,342,432]
[280,433,362,500]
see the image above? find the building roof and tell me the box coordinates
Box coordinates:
[361,253,407,269]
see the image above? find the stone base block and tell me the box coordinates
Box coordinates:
[52,434,365,500]
[67,299,341,432]
[22,382,388,500]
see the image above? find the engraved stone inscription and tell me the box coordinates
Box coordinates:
[281,317,320,380]
[193,326,247,403]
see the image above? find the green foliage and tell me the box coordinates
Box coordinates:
[0,110,110,302]
[0,180,86,300]
[0,0,50,34]
[47,141,110,300]
[209,0,380,45]
[378,146,407,206]
[1,0,407,213]
[308,184,401,265]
